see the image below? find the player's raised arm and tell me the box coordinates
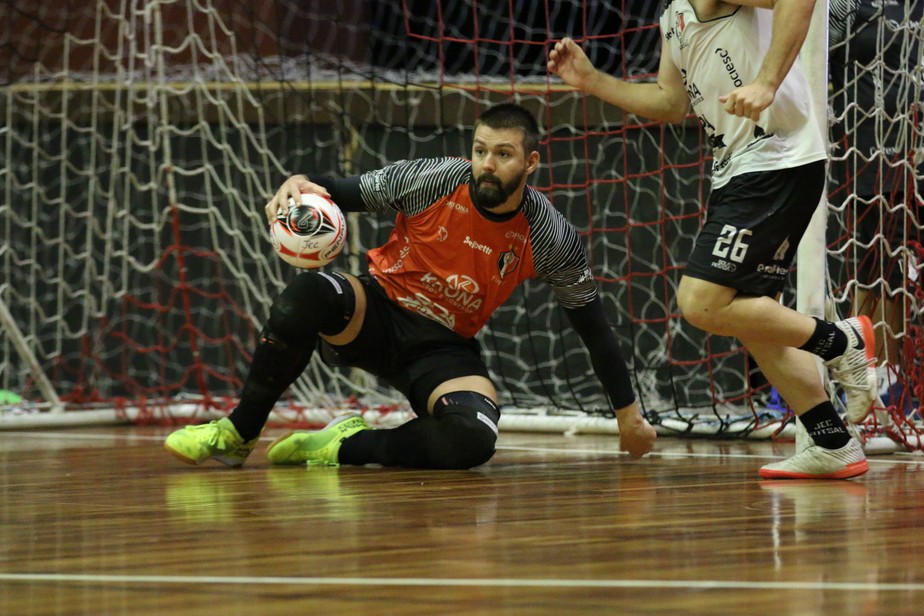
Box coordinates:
[717,0,817,121]
[547,36,689,124]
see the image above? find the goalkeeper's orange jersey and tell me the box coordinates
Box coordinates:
[358,157,596,338]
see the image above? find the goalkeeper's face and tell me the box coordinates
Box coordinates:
[471,126,539,213]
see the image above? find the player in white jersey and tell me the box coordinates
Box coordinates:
[549,0,876,479]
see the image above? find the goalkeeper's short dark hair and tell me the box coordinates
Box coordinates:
[475,103,541,154]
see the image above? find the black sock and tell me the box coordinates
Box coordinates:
[340,417,449,468]
[798,401,851,449]
[798,318,849,361]
[228,334,314,441]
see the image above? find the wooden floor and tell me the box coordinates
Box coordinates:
[1,426,923,615]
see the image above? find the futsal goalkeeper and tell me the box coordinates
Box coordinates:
[164,102,656,470]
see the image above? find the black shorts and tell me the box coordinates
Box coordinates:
[855,192,921,291]
[684,160,826,297]
[319,274,491,416]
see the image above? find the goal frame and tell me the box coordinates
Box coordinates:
[1,0,918,452]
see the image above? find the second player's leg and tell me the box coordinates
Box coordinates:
[676,276,816,345]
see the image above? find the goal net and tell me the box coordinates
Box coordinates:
[827,0,924,451]
[0,1,920,448]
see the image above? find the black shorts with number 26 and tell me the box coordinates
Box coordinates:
[683,160,826,297]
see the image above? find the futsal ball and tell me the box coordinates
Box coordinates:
[270,193,346,269]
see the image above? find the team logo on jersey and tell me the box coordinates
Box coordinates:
[446,274,480,294]
[497,249,521,279]
[674,11,688,49]
[437,226,449,242]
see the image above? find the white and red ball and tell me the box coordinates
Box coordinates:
[270,193,346,269]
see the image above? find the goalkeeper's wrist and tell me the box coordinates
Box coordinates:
[613,402,641,422]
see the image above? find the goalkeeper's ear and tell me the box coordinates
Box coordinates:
[526,150,540,176]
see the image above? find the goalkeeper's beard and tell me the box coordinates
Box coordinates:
[475,171,524,209]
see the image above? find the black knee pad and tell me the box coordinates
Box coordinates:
[267,271,355,344]
[432,391,500,469]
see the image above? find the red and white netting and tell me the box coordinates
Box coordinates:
[0,1,920,448]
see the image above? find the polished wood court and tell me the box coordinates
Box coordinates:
[1,426,922,615]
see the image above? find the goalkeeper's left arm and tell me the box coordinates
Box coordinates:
[563,296,657,458]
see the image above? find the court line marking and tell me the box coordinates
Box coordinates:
[496,445,918,464]
[0,572,923,592]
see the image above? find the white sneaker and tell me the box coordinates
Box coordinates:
[794,416,812,454]
[825,316,877,423]
[759,437,869,479]
[875,362,892,398]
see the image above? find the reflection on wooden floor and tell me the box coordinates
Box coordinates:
[0,426,922,615]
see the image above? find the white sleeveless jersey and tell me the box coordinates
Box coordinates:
[659,1,826,187]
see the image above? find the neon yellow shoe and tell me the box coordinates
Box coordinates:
[267,415,369,466]
[164,417,259,467]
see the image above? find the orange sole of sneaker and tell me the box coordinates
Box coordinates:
[758,460,869,480]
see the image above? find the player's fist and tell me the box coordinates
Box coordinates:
[615,404,657,458]
[718,83,775,122]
